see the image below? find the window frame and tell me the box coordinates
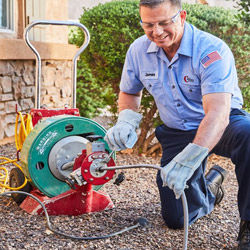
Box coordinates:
[0,0,15,33]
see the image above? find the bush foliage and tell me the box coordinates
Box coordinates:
[71,1,250,154]
[76,60,108,118]
[233,0,250,24]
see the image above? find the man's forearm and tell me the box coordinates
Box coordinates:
[118,91,142,112]
[193,111,229,151]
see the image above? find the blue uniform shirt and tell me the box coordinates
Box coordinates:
[120,22,243,130]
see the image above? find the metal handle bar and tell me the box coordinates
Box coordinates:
[24,20,90,109]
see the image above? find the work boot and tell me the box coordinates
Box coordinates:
[238,220,250,250]
[205,165,228,205]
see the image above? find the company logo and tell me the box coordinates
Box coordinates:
[184,76,194,83]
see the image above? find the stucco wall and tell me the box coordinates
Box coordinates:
[44,0,69,44]
[68,0,113,20]
[25,0,69,43]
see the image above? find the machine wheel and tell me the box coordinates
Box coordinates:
[9,168,32,204]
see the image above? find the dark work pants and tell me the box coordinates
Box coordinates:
[155,109,250,229]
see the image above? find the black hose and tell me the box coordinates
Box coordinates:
[1,164,189,249]
[0,191,147,240]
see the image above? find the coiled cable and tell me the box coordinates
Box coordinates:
[0,112,33,193]
[0,157,29,193]
[15,112,33,151]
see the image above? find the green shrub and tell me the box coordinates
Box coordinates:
[76,60,108,118]
[73,0,144,115]
[72,1,250,154]
[232,0,250,24]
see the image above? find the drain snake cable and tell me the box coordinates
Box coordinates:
[0,164,189,250]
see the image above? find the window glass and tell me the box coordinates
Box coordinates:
[0,0,13,30]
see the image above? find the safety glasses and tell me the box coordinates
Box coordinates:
[140,10,181,31]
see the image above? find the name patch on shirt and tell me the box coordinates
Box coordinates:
[142,71,158,80]
[201,51,222,68]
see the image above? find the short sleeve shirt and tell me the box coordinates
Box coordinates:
[120,22,243,130]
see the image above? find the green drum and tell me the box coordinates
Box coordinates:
[20,115,110,197]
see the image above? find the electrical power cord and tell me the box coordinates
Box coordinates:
[0,191,148,240]
[0,164,189,249]
[0,112,33,193]
[15,112,33,151]
[1,108,188,246]
[0,157,29,193]
[0,166,8,193]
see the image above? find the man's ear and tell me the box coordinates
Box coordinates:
[180,10,187,25]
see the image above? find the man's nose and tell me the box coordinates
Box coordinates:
[152,24,164,35]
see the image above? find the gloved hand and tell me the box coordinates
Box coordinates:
[161,143,209,199]
[104,109,142,151]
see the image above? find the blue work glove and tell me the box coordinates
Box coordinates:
[104,109,142,151]
[160,143,209,199]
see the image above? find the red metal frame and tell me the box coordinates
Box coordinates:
[19,150,115,216]
[30,108,80,126]
[20,184,114,216]
[73,149,87,171]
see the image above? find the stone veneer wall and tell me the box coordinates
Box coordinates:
[0,60,72,141]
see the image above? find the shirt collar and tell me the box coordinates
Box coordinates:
[146,22,193,57]
[176,22,193,57]
[147,41,159,53]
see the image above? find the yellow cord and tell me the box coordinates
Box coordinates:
[0,167,8,193]
[0,112,33,193]
[15,112,33,151]
[0,157,30,193]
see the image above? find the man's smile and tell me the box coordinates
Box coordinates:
[154,34,169,42]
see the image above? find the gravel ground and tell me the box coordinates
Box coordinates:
[0,142,240,250]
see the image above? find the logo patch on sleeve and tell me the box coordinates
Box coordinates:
[201,51,222,68]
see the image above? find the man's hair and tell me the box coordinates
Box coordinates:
[139,0,182,9]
